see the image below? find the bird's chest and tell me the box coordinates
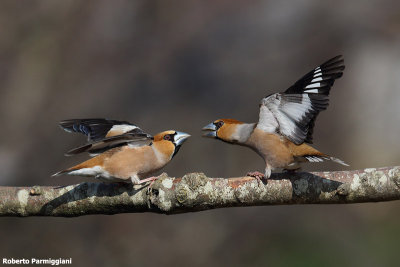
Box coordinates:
[245,129,294,167]
[104,147,164,179]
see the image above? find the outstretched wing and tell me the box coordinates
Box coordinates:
[257,55,345,145]
[59,118,153,155]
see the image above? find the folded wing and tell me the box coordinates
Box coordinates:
[258,55,345,145]
[59,118,153,155]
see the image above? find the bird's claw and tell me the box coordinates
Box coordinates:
[145,178,157,194]
[246,171,266,185]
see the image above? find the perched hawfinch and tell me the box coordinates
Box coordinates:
[53,118,190,184]
[202,55,348,180]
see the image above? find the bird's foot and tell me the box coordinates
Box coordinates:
[147,178,157,194]
[246,171,266,185]
[136,176,159,193]
[138,176,158,184]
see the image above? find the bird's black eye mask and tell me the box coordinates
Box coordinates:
[163,133,176,142]
[214,121,224,129]
[213,121,226,142]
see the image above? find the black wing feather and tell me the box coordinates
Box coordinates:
[285,55,344,95]
[59,118,132,141]
[59,118,152,155]
[65,134,152,156]
[260,55,344,145]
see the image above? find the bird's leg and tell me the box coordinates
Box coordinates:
[265,166,272,179]
[135,176,160,194]
[137,176,158,184]
[131,176,158,185]
[246,171,265,179]
[147,178,158,194]
[247,165,272,185]
[130,176,158,193]
[130,176,141,184]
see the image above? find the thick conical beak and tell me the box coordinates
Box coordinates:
[202,123,217,138]
[174,131,191,146]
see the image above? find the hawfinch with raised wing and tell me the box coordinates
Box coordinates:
[202,55,348,180]
[53,119,190,184]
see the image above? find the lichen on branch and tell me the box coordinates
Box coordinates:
[0,166,399,217]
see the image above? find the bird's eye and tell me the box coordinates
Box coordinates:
[163,134,172,141]
[215,121,224,129]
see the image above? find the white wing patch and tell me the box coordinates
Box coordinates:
[276,95,313,139]
[109,125,138,134]
[304,67,323,91]
[257,103,279,133]
[311,76,323,83]
[106,124,140,138]
[257,56,344,144]
[304,89,319,93]
[258,93,314,143]
[280,94,312,122]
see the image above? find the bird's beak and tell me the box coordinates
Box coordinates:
[202,123,217,138]
[174,131,191,146]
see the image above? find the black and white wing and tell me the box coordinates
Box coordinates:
[257,55,345,145]
[59,118,153,155]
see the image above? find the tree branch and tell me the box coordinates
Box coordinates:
[1,166,400,217]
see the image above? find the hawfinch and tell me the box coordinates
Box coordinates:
[202,55,348,180]
[53,118,190,184]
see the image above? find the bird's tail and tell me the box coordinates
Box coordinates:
[290,143,349,166]
[51,167,77,177]
[52,170,67,177]
[328,156,349,166]
[52,162,90,177]
[52,156,105,177]
[304,155,349,166]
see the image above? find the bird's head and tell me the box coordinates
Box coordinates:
[202,119,245,143]
[153,130,191,158]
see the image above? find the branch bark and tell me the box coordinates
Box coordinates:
[1,166,400,217]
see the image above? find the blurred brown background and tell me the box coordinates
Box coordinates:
[1,1,400,266]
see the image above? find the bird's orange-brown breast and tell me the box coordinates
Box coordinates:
[103,145,161,179]
[245,128,325,168]
[245,129,294,168]
[151,140,175,160]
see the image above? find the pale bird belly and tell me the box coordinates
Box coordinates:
[69,166,107,177]
[69,166,128,183]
